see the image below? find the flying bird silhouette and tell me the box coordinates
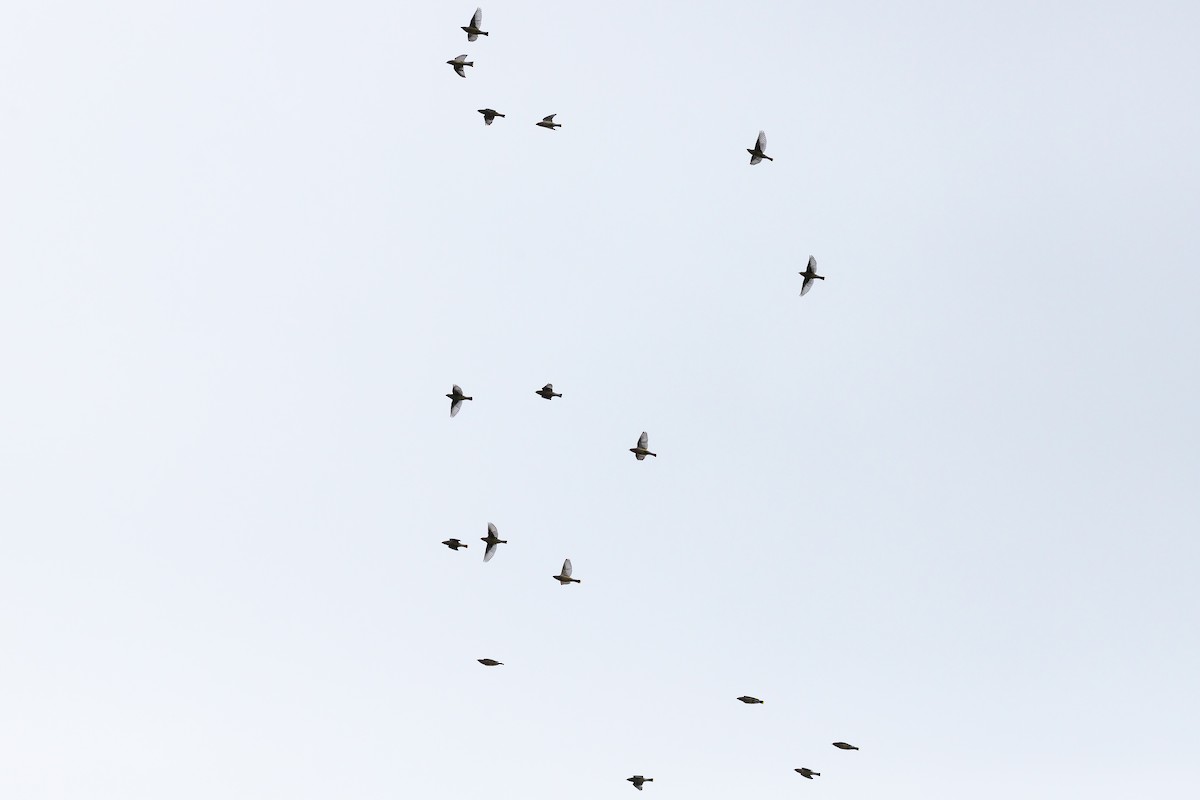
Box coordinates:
[799,255,825,296]
[795,768,820,779]
[552,558,581,585]
[447,54,473,78]
[447,384,472,417]
[627,775,654,791]
[441,538,468,550]
[478,108,505,125]
[535,383,562,400]
[747,130,772,165]
[477,658,503,666]
[481,522,507,562]
[736,696,764,704]
[630,431,656,460]
[462,7,488,41]
[536,114,561,130]
[832,742,859,750]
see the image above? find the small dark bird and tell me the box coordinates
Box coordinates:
[447,384,472,417]
[795,768,820,779]
[442,538,468,550]
[747,130,772,165]
[478,108,505,125]
[552,558,581,585]
[627,775,654,791]
[736,696,764,704]
[536,114,561,130]
[447,54,473,78]
[477,658,503,666]
[799,255,825,296]
[462,7,488,41]
[630,431,656,460]
[481,522,507,562]
[832,742,859,750]
[535,383,562,400]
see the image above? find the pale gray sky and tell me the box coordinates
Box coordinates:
[2,1,1198,797]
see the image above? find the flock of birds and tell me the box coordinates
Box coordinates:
[438,8,843,792]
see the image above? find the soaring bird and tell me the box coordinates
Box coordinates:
[552,558,581,585]
[832,742,859,750]
[630,431,656,460]
[536,114,561,130]
[477,658,503,666]
[627,775,654,791]
[447,384,472,417]
[481,522,507,562]
[747,130,772,164]
[795,768,820,779]
[441,538,468,550]
[478,108,505,125]
[447,54,473,78]
[535,383,562,400]
[736,696,764,704]
[799,255,825,296]
[462,7,488,41]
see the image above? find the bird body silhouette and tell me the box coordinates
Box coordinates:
[536,383,562,400]
[447,384,473,417]
[481,522,507,562]
[536,114,561,130]
[832,742,859,750]
[630,431,656,460]
[627,775,654,791]
[441,538,468,550]
[799,255,825,296]
[736,695,764,704]
[747,130,772,164]
[477,658,503,666]
[462,8,488,41]
[795,768,820,779]
[447,54,474,78]
[553,558,581,584]
[478,108,505,125]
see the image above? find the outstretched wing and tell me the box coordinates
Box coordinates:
[467,31,478,41]
[452,384,463,394]
[638,431,648,449]
[800,276,814,296]
[807,255,817,272]
[542,383,554,392]
[454,64,466,77]
[543,114,556,122]
[472,7,483,27]
[488,522,498,536]
[561,559,572,578]
[483,113,493,124]
[453,55,468,61]
[749,154,762,165]
[484,542,497,562]
[450,398,463,417]
[635,452,647,461]
[756,130,767,151]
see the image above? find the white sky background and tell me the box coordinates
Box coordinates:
[2,0,1198,797]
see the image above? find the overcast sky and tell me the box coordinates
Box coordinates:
[2,1,1198,798]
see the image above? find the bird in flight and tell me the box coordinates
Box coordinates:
[535,383,562,400]
[627,775,654,791]
[481,522,507,562]
[552,558,581,585]
[630,431,656,460]
[795,768,820,779]
[462,7,488,41]
[832,742,859,750]
[747,130,772,165]
[478,108,505,125]
[477,658,503,666]
[799,255,825,296]
[447,54,474,78]
[441,538,468,550]
[447,384,473,417]
[536,114,561,130]
[736,696,764,704]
